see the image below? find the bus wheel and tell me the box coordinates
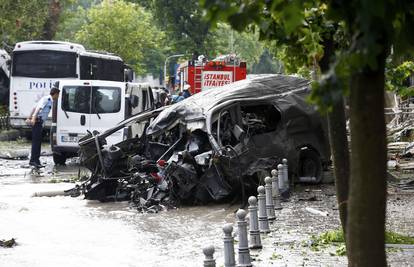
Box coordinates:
[53,152,67,165]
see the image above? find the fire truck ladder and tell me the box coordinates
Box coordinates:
[194,64,203,93]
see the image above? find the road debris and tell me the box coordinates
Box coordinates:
[0,238,17,248]
[386,98,414,173]
[305,207,329,216]
[0,149,29,160]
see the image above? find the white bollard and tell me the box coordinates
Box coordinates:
[277,164,284,191]
[264,176,276,221]
[247,196,262,249]
[271,169,283,210]
[282,158,289,191]
[203,245,216,267]
[257,186,270,233]
[223,224,236,267]
[236,209,252,267]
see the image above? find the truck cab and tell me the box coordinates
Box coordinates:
[51,80,154,165]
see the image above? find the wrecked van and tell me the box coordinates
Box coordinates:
[78,74,330,207]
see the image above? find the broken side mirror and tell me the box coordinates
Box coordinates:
[130,95,139,108]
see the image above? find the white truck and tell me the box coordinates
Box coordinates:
[51,80,154,164]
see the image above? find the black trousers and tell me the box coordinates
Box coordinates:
[29,120,43,164]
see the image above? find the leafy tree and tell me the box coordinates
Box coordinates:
[250,49,284,74]
[55,1,89,41]
[0,0,74,44]
[386,61,414,97]
[75,0,165,75]
[141,0,210,57]
[0,0,49,44]
[42,0,64,40]
[207,23,275,73]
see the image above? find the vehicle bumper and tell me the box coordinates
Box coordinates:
[10,117,52,129]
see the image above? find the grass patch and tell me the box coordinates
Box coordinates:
[308,229,414,255]
[269,252,283,260]
[385,231,414,244]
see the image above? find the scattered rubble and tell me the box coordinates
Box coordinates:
[0,149,29,160]
[0,238,17,248]
[387,98,414,173]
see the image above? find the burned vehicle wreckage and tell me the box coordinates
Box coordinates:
[78,75,330,210]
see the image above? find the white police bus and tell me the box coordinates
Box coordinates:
[9,41,126,132]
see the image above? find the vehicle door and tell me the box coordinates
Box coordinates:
[56,83,92,147]
[89,84,124,145]
[127,84,154,138]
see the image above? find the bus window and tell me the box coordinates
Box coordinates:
[12,50,77,78]
[99,59,124,81]
[80,56,124,81]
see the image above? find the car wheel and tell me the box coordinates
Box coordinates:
[298,149,322,183]
[53,152,66,165]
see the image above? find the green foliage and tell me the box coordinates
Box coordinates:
[250,49,284,74]
[269,252,283,260]
[312,229,345,245]
[202,1,331,72]
[207,23,271,73]
[55,2,89,41]
[309,59,350,112]
[385,231,414,244]
[386,61,414,97]
[0,0,49,44]
[313,228,414,245]
[202,0,347,111]
[332,244,347,256]
[146,0,210,56]
[74,0,165,75]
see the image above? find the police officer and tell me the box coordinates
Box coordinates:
[26,84,60,168]
[183,84,192,98]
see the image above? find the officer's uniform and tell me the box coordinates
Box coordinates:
[29,95,52,166]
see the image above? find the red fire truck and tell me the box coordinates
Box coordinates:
[176,54,247,94]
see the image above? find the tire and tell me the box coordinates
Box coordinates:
[298,149,323,183]
[53,152,67,165]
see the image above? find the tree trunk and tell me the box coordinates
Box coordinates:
[347,51,387,266]
[327,99,350,236]
[42,0,61,40]
[319,35,350,238]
